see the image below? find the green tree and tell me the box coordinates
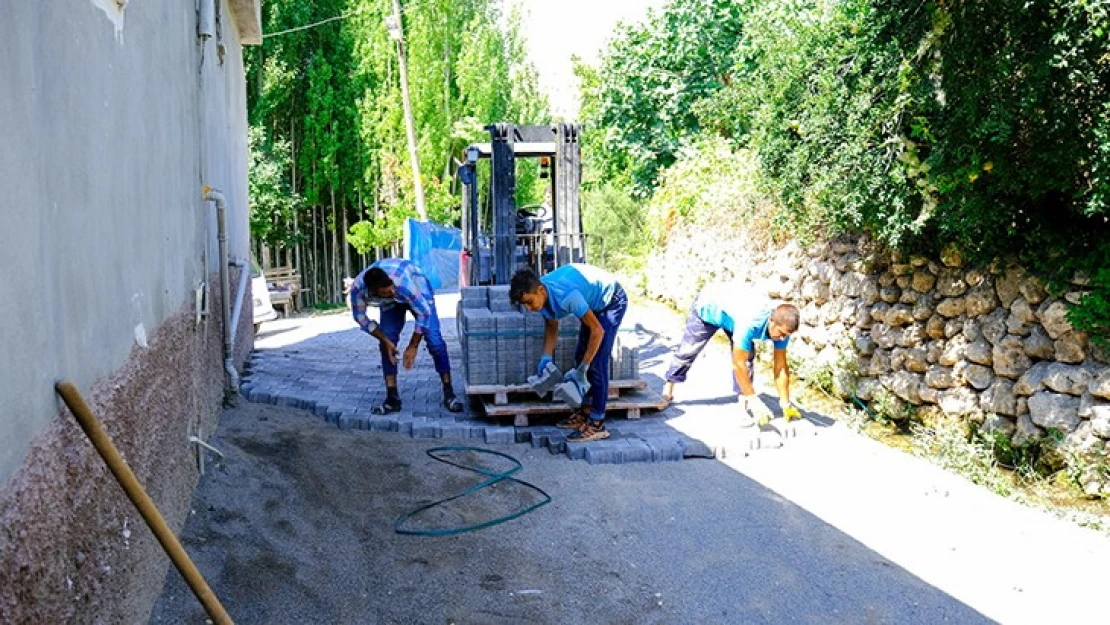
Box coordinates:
[580,0,745,198]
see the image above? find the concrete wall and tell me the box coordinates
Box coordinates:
[0,0,258,622]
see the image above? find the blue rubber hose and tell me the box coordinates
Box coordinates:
[851,391,877,420]
[394,446,552,537]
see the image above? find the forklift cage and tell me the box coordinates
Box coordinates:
[457,123,586,286]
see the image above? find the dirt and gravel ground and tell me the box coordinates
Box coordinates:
[148,400,989,625]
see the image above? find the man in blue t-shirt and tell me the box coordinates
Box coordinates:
[662,283,801,427]
[510,264,626,443]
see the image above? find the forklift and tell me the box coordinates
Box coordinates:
[456,122,589,286]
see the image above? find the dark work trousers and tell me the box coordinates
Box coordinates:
[572,286,628,420]
[378,302,451,378]
[665,307,754,394]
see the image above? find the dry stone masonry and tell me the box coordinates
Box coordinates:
[645,234,1110,496]
[457,286,640,386]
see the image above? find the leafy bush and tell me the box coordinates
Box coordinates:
[643,137,775,245]
[912,417,1013,496]
[582,182,649,272]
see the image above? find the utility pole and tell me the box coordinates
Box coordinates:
[387,0,427,221]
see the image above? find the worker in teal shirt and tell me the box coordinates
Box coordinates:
[510,264,626,442]
[663,284,801,427]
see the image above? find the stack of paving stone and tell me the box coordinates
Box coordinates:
[458,285,640,387]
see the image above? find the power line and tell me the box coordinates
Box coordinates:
[263,8,364,39]
[262,1,426,40]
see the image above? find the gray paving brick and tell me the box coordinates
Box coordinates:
[566,442,587,461]
[460,286,489,309]
[369,417,398,432]
[648,441,684,462]
[484,426,514,444]
[241,292,741,465]
[621,441,654,463]
[583,443,622,465]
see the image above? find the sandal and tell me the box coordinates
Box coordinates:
[443,396,464,413]
[556,409,589,430]
[566,418,609,442]
[372,397,402,415]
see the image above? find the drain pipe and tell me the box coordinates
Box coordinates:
[228,260,249,348]
[202,186,240,400]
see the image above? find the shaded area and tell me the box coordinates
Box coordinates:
[149,400,989,625]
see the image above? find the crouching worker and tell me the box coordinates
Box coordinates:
[349,258,464,414]
[662,284,800,427]
[510,264,627,442]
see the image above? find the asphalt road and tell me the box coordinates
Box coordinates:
[149,298,1110,625]
[149,400,989,625]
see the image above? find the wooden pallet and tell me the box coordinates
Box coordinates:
[479,388,669,427]
[464,378,646,406]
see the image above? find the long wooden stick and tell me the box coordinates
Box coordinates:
[55,381,233,625]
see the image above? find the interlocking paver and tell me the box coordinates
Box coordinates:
[242,291,814,463]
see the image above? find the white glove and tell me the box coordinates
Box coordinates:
[741,394,772,420]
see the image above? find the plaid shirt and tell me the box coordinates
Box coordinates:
[350,259,435,335]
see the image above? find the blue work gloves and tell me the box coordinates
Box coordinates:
[562,363,590,396]
[536,354,554,377]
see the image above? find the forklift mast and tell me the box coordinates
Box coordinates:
[458,123,585,286]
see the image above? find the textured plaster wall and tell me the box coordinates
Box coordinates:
[0,0,255,621]
[0,278,253,624]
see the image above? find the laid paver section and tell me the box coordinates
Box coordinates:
[241,291,821,463]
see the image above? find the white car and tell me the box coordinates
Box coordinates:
[251,259,278,332]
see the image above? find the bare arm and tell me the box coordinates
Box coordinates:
[732,347,757,396]
[773,348,791,405]
[579,310,605,367]
[542,318,559,356]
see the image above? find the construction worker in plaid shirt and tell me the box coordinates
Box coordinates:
[349,258,464,414]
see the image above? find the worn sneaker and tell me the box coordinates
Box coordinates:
[566,419,609,442]
[443,395,464,413]
[372,396,402,415]
[556,410,589,430]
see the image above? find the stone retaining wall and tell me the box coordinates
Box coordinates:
[644,233,1110,495]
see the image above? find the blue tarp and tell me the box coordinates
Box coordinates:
[403,218,462,290]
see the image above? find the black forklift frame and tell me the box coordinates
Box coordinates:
[457,122,585,286]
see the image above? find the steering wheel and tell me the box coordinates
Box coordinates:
[517,204,549,220]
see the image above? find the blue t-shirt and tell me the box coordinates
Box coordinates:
[695,284,790,352]
[539,264,621,320]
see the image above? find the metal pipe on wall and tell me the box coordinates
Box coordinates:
[202,186,241,399]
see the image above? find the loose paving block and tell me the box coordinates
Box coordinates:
[412,422,438,438]
[484,426,515,444]
[565,442,587,461]
[679,439,715,459]
[583,443,623,465]
[648,442,684,462]
[621,441,654,463]
[370,417,398,432]
[448,424,473,439]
